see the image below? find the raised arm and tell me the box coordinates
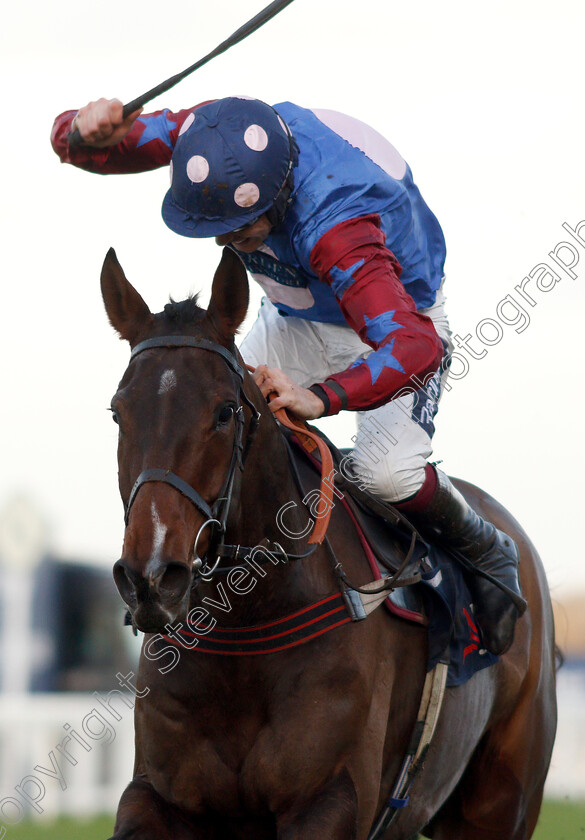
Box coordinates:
[50,98,211,174]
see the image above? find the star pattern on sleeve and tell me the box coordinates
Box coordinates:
[363,311,404,343]
[352,338,406,384]
[136,110,177,149]
[328,260,365,298]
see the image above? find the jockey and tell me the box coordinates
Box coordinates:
[51,96,526,654]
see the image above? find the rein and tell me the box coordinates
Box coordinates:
[243,361,336,545]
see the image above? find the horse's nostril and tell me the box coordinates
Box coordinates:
[158,563,191,603]
[113,560,138,606]
[113,559,190,608]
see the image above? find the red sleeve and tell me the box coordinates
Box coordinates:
[308,215,443,415]
[50,102,214,174]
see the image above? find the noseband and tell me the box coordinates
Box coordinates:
[123,335,261,575]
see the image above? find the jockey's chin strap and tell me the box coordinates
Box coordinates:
[122,337,332,577]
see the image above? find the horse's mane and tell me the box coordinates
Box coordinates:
[161,295,206,325]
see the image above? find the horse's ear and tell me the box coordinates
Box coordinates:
[100,248,154,343]
[207,248,249,340]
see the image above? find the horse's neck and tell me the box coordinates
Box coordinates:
[236,403,308,546]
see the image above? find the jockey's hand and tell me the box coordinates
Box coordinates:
[253,365,325,421]
[71,98,143,147]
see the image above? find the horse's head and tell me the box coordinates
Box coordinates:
[101,246,252,633]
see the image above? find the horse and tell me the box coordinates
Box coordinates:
[100,245,557,840]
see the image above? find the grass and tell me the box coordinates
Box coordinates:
[533,799,585,838]
[5,800,585,838]
[5,815,114,839]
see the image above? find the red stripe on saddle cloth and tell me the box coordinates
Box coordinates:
[163,593,353,656]
[462,607,480,659]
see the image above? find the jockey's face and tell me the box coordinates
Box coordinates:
[215,215,272,253]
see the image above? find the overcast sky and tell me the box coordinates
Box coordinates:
[1,0,584,601]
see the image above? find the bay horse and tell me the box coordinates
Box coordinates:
[101,246,557,840]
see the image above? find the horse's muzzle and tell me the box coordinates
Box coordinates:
[113,558,192,633]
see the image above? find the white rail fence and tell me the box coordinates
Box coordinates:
[546,667,585,799]
[0,692,134,823]
[0,669,583,824]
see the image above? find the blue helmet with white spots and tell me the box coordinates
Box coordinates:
[161,97,298,238]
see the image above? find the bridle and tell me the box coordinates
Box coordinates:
[123,334,263,577]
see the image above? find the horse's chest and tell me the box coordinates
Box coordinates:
[138,710,297,814]
[136,664,368,815]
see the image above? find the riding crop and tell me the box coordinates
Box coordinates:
[68,0,296,146]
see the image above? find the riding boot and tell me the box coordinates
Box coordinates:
[407,468,527,656]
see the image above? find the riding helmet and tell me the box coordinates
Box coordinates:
[161,97,298,238]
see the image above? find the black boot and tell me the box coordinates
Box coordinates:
[408,469,527,656]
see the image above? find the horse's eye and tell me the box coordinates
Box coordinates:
[216,405,235,427]
[109,408,119,425]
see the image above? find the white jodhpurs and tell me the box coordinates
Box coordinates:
[240,289,453,503]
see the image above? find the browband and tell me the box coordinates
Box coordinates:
[130,336,244,380]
